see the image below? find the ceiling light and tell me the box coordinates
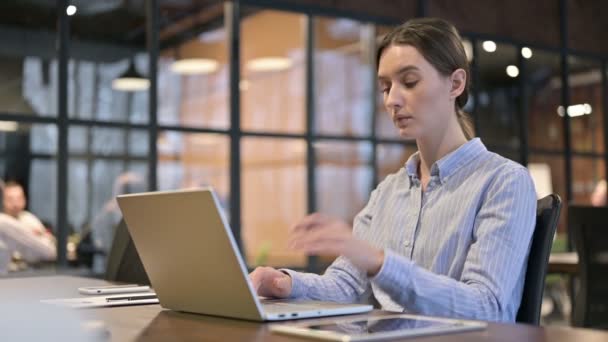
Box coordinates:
[170,58,219,75]
[506,65,519,78]
[521,47,533,59]
[66,5,77,16]
[0,121,18,132]
[246,57,292,72]
[557,103,593,117]
[482,41,496,53]
[112,60,149,91]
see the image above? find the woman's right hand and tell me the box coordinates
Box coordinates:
[248,266,292,298]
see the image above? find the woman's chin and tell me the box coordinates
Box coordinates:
[397,128,416,140]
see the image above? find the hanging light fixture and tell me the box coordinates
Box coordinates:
[245,57,292,72]
[170,58,219,75]
[169,46,219,75]
[112,59,149,91]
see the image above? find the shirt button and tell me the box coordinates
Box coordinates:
[403,241,411,247]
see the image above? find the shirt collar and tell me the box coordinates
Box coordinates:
[404,138,487,184]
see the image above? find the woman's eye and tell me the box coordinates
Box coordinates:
[404,81,418,88]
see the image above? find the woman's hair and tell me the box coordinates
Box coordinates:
[377,17,474,140]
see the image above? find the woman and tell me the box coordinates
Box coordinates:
[250,17,536,322]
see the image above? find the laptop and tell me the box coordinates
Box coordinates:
[116,188,373,321]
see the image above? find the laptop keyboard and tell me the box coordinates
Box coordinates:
[261,299,342,313]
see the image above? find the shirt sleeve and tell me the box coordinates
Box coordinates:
[371,167,537,321]
[0,213,56,262]
[281,178,389,302]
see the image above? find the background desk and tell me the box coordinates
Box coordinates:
[548,252,579,275]
[1,275,607,341]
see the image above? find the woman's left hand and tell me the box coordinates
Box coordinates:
[288,213,384,276]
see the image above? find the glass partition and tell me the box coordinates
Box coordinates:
[241,137,307,267]
[526,50,563,151]
[568,57,604,154]
[314,17,374,137]
[476,41,520,149]
[240,9,306,134]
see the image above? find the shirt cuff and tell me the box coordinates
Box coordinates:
[279,268,307,299]
[370,249,414,292]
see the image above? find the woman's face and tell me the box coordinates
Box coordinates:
[377,44,458,140]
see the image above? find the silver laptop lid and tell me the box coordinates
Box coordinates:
[117,188,265,321]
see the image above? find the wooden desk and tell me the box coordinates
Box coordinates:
[1,275,608,341]
[548,252,579,274]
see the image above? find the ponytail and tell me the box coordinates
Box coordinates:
[456,109,474,140]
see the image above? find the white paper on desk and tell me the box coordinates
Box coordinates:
[41,292,159,308]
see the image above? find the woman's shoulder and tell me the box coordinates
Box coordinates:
[377,167,410,188]
[477,151,535,189]
[483,150,530,174]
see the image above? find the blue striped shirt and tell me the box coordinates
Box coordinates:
[285,138,537,322]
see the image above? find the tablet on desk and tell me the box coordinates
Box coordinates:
[270,314,487,341]
[41,292,159,309]
[78,284,151,295]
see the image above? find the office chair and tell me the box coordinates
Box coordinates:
[516,194,562,325]
[105,219,150,286]
[569,206,608,329]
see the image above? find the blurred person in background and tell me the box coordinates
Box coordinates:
[0,180,56,265]
[87,172,146,273]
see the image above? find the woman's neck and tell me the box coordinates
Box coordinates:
[416,124,468,181]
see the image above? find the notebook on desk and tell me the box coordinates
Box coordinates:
[116,188,373,321]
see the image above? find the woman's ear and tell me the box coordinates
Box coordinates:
[449,69,466,99]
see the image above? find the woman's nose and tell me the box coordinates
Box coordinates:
[385,86,403,111]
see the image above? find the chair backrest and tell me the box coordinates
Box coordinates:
[516,194,562,325]
[105,219,150,285]
[569,206,608,329]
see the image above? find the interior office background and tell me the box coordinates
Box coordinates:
[0,0,606,272]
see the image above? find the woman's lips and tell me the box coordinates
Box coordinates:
[394,115,413,126]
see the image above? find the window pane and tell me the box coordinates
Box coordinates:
[572,156,605,206]
[157,131,230,205]
[315,141,373,221]
[68,124,150,272]
[314,18,374,137]
[528,154,566,233]
[242,137,307,267]
[67,0,150,123]
[69,159,148,273]
[158,7,228,129]
[376,143,416,183]
[241,9,305,133]
[476,42,520,148]
[69,126,149,157]
[29,159,57,229]
[0,56,57,117]
[68,56,149,123]
[526,50,563,151]
[568,57,604,154]
[129,129,149,156]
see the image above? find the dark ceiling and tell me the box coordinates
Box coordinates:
[0,0,223,48]
[0,0,606,66]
